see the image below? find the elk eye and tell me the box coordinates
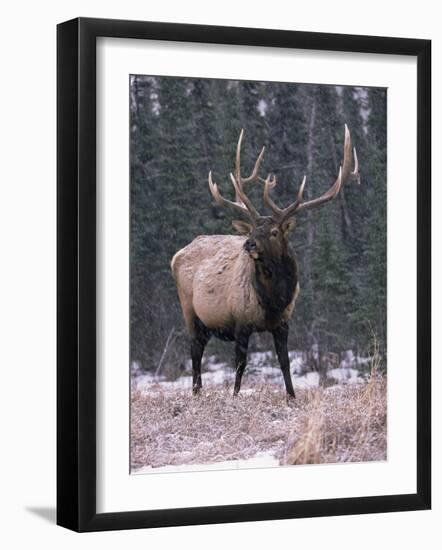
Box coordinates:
[271,229,279,237]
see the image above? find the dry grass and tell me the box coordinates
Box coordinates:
[131,371,386,471]
[285,342,386,465]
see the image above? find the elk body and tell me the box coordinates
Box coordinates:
[171,126,359,397]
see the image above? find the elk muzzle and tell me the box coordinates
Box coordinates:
[244,238,260,259]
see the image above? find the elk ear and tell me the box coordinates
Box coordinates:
[232,220,253,235]
[281,218,296,236]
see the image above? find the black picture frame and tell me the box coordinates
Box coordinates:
[57,17,431,532]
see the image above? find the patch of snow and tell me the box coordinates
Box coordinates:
[133,371,166,389]
[355,356,372,367]
[162,375,193,389]
[204,369,235,385]
[240,388,256,395]
[257,99,268,117]
[252,365,281,378]
[327,367,364,385]
[294,371,320,389]
[248,351,274,367]
[132,348,374,392]
[132,450,279,475]
[130,361,143,376]
[289,351,305,374]
[134,368,236,393]
[310,343,319,361]
[353,87,371,135]
[206,361,228,372]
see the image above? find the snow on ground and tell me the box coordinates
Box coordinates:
[133,451,279,475]
[327,367,363,385]
[132,349,368,392]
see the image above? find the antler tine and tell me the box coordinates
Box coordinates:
[297,175,307,202]
[293,167,343,216]
[228,128,266,219]
[229,173,261,219]
[208,130,266,224]
[234,129,244,187]
[234,128,266,192]
[242,145,266,184]
[263,174,307,221]
[208,171,256,223]
[352,147,360,184]
[340,124,353,182]
[341,124,360,184]
[263,173,284,218]
[280,125,359,220]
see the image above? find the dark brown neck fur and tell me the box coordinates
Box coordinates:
[253,249,298,329]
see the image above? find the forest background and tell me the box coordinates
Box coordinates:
[129,76,387,378]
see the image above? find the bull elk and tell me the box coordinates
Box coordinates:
[171,126,360,398]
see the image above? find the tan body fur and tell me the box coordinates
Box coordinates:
[171,235,299,335]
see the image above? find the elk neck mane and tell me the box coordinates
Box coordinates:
[251,247,298,329]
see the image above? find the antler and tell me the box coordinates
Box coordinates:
[264,124,360,223]
[208,170,259,223]
[233,129,266,199]
[263,173,306,219]
[209,125,360,226]
[208,129,265,224]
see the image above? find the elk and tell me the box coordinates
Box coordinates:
[171,126,359,398]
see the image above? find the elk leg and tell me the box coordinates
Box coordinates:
[233,328,251,395]
[191,320,210,394]
[272,323,295,398]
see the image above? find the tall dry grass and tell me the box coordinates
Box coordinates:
[285,340,386,465]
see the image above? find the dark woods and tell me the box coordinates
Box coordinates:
[130,76,386,376]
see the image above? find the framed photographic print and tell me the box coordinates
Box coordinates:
[57,17,431,532]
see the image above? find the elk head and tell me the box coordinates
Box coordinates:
[208,126,360,262]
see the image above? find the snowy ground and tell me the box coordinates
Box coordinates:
[131,350,386,474]
[132,349,371,393]
[135,451,279,475]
